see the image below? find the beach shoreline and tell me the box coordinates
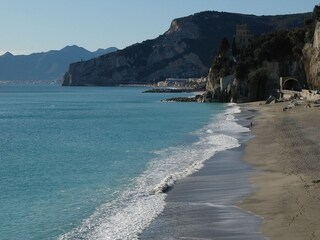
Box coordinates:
[240,101,320,240]
[140,104,264,239]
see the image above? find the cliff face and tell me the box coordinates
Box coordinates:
[246,60,306,100]
[63,11,309,86]
[303,21,320,89]
[206,28,308,102]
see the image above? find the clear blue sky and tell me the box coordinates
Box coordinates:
[0,0,318,55]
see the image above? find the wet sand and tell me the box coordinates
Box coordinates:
[140,110,264,239]
[240,101,320,240]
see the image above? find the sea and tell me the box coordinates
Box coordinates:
[0,85,248,240]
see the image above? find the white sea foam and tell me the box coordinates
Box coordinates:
[58,104,248,240]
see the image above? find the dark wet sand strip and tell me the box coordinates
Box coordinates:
[141,129,264,239]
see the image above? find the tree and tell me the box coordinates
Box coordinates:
[231,37,237,56]
[218,37,230,56]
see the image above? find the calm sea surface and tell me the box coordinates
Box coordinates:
[0,85,243,240]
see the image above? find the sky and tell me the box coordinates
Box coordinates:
[0,0,319,55]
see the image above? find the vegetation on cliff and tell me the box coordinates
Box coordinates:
[207,38,234,80]
[238,29,305,68]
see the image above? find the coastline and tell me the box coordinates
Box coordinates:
[240,101,320,239]
[140,105,264,239]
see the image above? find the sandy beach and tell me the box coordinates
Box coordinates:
[240,101,320,240]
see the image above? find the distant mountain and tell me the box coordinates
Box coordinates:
[0,46,117,81]
[63,11,310,86]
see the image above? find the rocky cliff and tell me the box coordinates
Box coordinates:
[63,11,309,86]
[206,19,314,102]
[303,7,320,89]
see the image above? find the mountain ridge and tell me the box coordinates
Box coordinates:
[0,46,118,81]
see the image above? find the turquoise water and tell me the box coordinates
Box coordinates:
[0,85,232,240]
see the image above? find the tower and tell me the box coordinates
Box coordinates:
[234,24,253,50]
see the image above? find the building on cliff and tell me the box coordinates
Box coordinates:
[234,24,254,49]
